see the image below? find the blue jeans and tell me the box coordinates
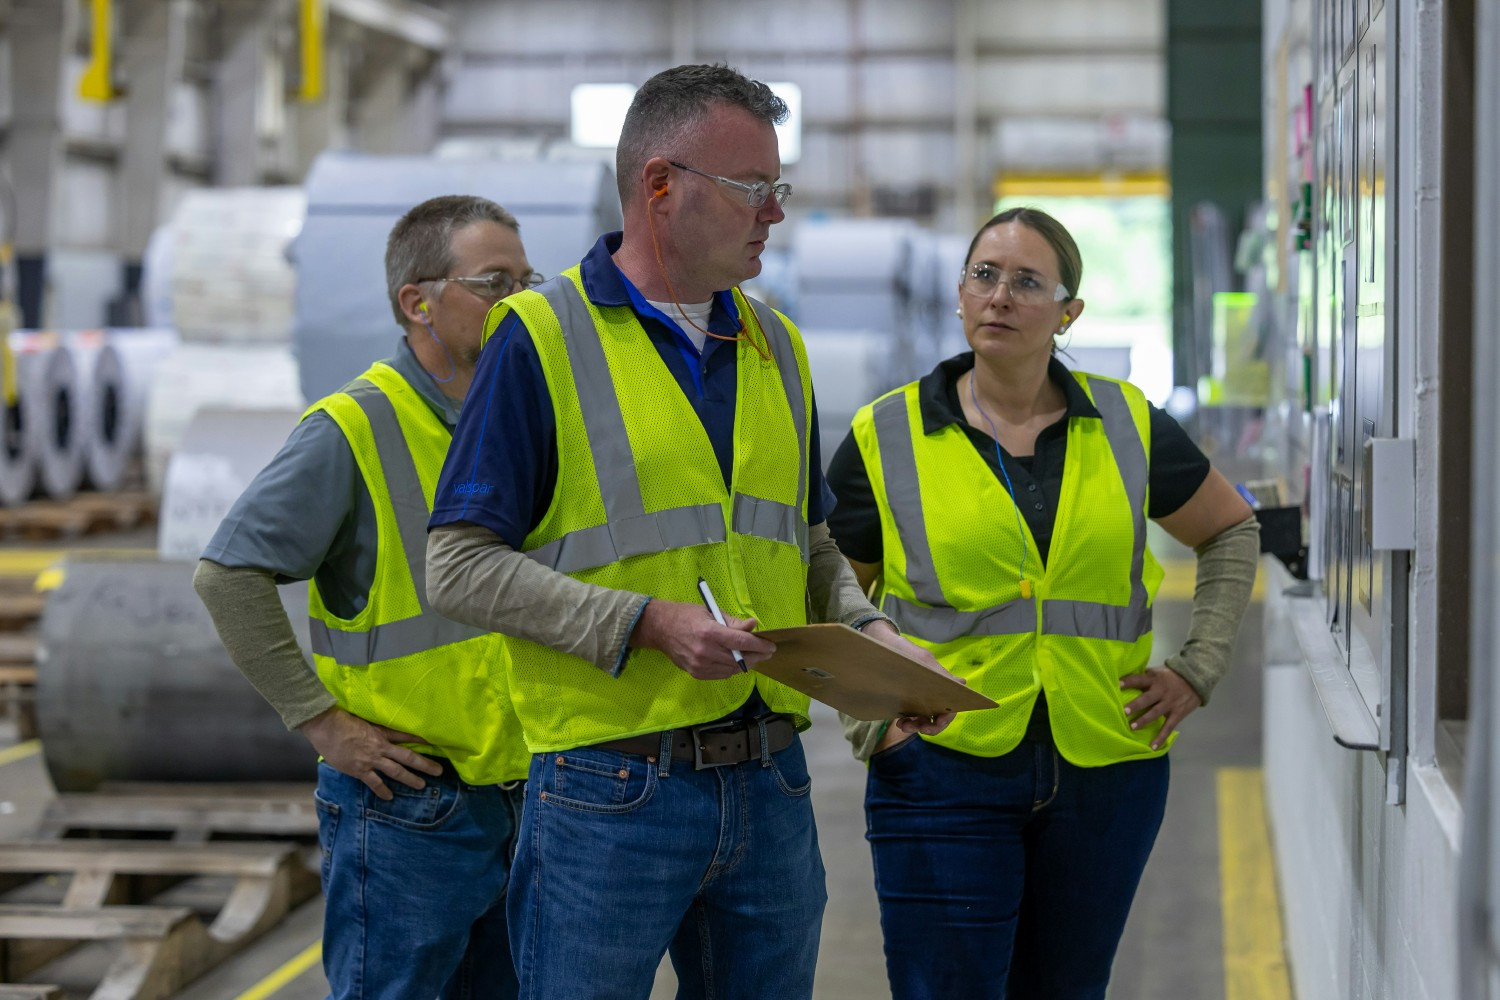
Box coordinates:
[509,733,827,1000]
[314,761,525,1000]
[865,735,1169,1000]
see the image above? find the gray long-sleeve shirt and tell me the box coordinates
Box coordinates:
[195,339,458,729]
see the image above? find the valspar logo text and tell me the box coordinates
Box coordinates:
[452,481,493,496]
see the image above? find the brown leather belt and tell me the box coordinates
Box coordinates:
[591,714,796,770]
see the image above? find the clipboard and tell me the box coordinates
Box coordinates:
[752,623,998,722]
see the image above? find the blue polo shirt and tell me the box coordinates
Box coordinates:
[431,231,835,548]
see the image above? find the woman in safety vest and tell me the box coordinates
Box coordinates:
[826,206,1261,1000]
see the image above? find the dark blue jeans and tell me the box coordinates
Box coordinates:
[865,735,1170,1000]
[314,761,525,1000]
[508,733,827,1000]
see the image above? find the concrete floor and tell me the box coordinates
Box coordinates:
[0,533,1266,999]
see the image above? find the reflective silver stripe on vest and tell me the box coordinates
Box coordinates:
[881,593,1037,644]
[309,608,489,666]
[1040,599,1153,643]
[520,278,810,575]
[731,493,808,554]
[873,376,1154,645]
[526,503,727,573]
[540,277,647,524]
[308,380,489,667]
[1092,374,1146,632]
[747,299,809,552]
[871,392,947,606]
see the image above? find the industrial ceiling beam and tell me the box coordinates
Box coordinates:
[327,0,448,52]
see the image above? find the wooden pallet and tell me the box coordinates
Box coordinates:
[0,596,43,634]
[0,786,320,1000]
[0,578,41,740]
[39,785,320,842]
[0,493,157,542]
[0,569,41,743]
[0,986,63,999]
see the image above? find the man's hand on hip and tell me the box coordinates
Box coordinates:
[631,599,778,680]
[297,706,442,800]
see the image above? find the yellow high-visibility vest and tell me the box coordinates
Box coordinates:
[481,269,813,753]
[852,371,1168,766]
[306,362,528,784]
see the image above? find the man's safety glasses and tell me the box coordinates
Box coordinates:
[669,161,792,209]
[421,270,545,302]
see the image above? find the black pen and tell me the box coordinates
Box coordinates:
[697,577,748,673]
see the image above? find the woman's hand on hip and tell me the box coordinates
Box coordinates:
[1119,666,1203,750]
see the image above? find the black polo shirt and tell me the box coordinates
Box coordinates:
[826,353,1211,569]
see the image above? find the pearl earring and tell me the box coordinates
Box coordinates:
[955,307,963,318]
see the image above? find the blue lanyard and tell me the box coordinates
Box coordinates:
[967,371,1033,597]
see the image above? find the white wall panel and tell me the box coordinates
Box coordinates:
[857,58,955,120]
[446,62,661,125]
[973,0,1163,48]
[855,0,956,48]
[456,0,672,55]
[165,81,211,164]
[440,0,1169,224]
[993,116,1169,172]
[787,131,852,199]
[57,158,116,249]
[695,0,865,54]
[859,130,955,186]
[761,61,853,120]
[46,248,122,329]
[975,55,1162,115]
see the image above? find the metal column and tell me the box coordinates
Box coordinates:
[7,0,74,327]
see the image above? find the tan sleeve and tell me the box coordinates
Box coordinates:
[192,559,336,730]
[809,520,901,759]
[807,520,894,629]
[1162,515,1262,704]
[426,522,650,674]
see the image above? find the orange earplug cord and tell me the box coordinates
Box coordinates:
[647,185,773,362]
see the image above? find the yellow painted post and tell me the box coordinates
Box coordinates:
[299,0,326,102]
[78,0,117,101]
[0,298,15,408]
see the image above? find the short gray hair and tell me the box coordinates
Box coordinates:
[616,64,788,207]
[384,195,520,325]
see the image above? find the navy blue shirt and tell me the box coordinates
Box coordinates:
[431,232,835,542]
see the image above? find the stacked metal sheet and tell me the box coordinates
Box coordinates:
[138,187,309,494]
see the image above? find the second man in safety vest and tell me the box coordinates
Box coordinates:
[196,195,538,999]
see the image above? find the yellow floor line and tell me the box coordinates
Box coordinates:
[233,940,322,1000]
[1218,767,1293,1000]
[0,740,40,768]
[0,550,68,577]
